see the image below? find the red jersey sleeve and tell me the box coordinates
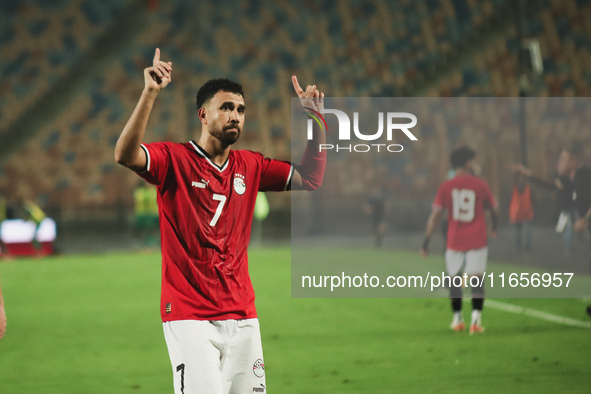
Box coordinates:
[258,157,293,192]
[432,183,447,211]
[482,181,498,210]
[136,143,171,185]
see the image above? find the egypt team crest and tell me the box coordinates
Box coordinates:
[233,174,246,195]
[253,358,265,378]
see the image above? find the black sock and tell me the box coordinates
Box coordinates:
[471,276,485,310]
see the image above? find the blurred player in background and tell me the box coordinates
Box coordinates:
[115,48,326,393]
[133,180,159,247]
[421,147,499,334]
[512,144,591,316]
[363,185,388,248]
[5,195,48,254]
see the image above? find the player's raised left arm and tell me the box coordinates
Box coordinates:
[289,75,326,191]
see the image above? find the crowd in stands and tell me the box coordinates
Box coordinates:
[0,0,590,222]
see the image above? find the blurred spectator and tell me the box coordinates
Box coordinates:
[512,144,590,257]
[508,174,534,252]
[555,175,577,256]
[513,143,591,316]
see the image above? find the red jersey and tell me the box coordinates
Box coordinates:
[433,173,497,251]
[138,141,293,322]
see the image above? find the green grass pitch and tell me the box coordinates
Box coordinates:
[0,247,590,393]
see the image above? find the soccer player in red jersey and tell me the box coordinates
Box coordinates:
[115,48,326,393]
[421,147,499,334]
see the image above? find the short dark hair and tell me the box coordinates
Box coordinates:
[196,78,244,109]
[450,146,476,169]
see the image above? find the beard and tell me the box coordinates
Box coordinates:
[210,124,241,146]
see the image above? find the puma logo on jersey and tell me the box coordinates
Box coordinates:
[192,179,210,189]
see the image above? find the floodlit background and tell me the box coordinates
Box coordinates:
[1,0,591,244]
[0,0,590,393]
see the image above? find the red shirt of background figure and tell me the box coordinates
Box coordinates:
[138,141,292,322]
[433,173,498,251]
[508,184,534,223]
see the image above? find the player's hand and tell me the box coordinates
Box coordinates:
[420,237,431,258]
[144,48,172,93]
[574,218,589,233]
[490,229,498,238]
[509,163,532,177]
[420,247,429,258]
[292,75,324,113]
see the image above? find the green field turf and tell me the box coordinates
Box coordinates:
[0,247,590,393]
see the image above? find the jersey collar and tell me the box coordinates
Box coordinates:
[189,141,230,172]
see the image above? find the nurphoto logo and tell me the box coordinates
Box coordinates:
[305,106,418,153]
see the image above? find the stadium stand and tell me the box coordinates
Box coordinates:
[0,0,132,133]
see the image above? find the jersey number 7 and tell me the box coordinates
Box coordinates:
[210,194,227,226]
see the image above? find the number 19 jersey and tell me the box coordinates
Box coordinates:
[137,141,293,322]
[433,173,497,251]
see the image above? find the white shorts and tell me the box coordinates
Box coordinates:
[445,247,488,277]
[163,319,266,394]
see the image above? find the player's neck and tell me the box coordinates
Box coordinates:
[196,136,231,167]
[455,168,471,176]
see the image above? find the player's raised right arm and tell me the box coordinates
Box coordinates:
[115,48,172,171]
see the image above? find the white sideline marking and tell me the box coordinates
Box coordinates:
[487,300,591,329]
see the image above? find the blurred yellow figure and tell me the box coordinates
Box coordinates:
[23,200,46,226]
[251,192,269,248]
[133,181,159,246]
[0,195,6,222]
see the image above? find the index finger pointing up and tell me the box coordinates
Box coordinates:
[153,48,160,67]
[292,75,304,97]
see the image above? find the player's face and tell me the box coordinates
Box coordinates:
[205,91,246,145]
[557,150,575,176]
